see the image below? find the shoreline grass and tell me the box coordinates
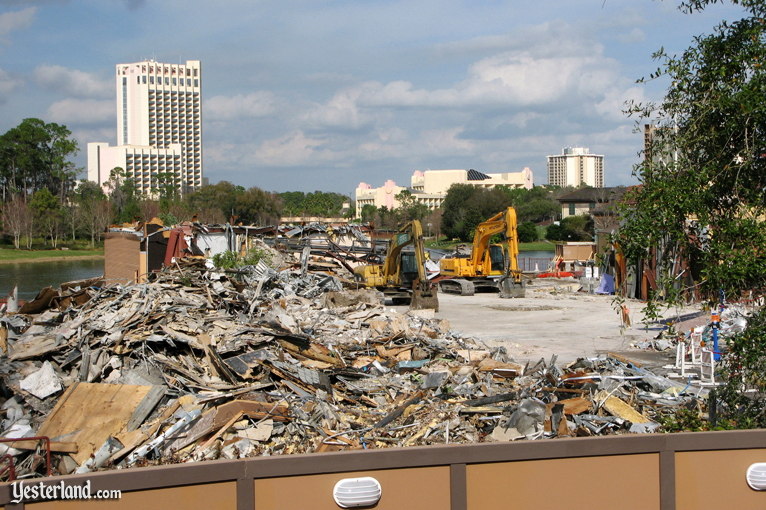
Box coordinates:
[518,241,556,252]
[0,248,104,264]
[427,239,555,252]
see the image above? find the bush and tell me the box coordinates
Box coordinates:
[212,250,239,269]
[211,248,272,270]
[517,222,538,243]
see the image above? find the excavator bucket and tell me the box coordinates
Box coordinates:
[410,282,439,311]
[499,276,526,298]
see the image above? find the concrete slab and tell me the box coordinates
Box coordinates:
[396,278,700,367]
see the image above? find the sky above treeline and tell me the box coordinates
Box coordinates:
[0,0,749,196]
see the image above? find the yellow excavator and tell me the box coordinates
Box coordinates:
[437,206,525,298]
[353,220,439,310]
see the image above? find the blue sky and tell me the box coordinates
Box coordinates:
[0,0,749,196]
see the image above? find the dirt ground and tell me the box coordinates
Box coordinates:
[396,277,709,368]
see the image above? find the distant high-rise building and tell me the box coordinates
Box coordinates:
[546,147,604,188]
[88,59,203,195]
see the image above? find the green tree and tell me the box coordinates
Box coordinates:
[278,191,348,218]
[395,189,429,223]
[0,118,79,202]
[185,181,242,222]
[105,167,141,224]
[29,188,63,248]
[441,185,511,241]
[620,0,766,302]
[360,204,377,223]
[74,180,111,248]
[233,187,281,225]
[375,206,399,229]
[546,215,594,242]
[517,221,538,243]
[500,186,560,223]
[617,0,766,429]
[1,195,32,249]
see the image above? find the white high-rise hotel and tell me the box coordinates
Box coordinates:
[88,59,203,195]
[547,147,604,188]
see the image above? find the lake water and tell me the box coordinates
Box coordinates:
[517,250,555,272]
[0,259,104,301]
[0,249,554,302]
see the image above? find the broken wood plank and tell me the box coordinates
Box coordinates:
[553,397,592,416]
[460,393,517,407]
[126,385,165,432]
[194,411,244,453]
[595,390,651,423]
[374,391,424,428]
[205,345,238,383]
[277,337,343,367]
[37,382,158,465]
[9,336,67,361]
[5,440,78,453]
[459,406,505,414]
[607,352,644,368]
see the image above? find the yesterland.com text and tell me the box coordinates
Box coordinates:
[11,480,121,504]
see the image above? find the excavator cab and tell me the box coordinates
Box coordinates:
[438,207,525,297]
[488,244,505,273]
[354,221,439,310]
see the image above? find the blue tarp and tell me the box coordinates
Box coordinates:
[595,273,615,295]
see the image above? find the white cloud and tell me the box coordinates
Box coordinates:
[253,131,331,167]
[0,67,22,99]
[352,127,475,167]
[302,87,371,130]
[419,127,475,156]
[595,85,647,121]
[34,65,112,98]
[617,27,646,44]
[205,91,277,120]
[47,98,113,124]
[0,7,36,44]
[203,141,239,167]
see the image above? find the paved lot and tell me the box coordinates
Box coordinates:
[398,278,703,367]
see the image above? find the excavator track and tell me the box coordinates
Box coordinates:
[438,278,475,296]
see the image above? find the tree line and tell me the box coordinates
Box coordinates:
[0,118,356,249]
[358,184,591,243]
[1,117,584,250]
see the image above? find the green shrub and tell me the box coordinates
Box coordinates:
[212,248,272,270]
[212,250,239,269]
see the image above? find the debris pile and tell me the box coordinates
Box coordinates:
[0,259,708,479]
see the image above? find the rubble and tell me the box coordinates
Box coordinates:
[0,254,713,480]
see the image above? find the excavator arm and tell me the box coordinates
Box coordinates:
[356,220,438,310]
[438,206,524,297]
